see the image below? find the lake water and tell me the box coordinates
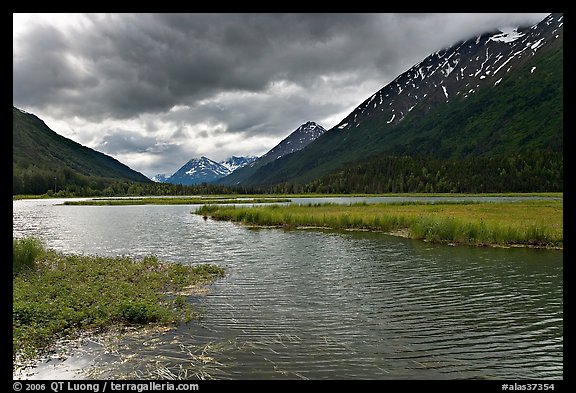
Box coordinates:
[12,197,563,380]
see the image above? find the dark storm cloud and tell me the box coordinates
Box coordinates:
[14,13,548,120]
[13,13,550,176]
[13,13,441,120]
[162,88,344,138]
[13,22,100,107]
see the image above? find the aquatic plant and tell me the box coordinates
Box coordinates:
[13,242,225,362]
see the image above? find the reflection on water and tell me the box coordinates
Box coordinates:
[13,199,563,379]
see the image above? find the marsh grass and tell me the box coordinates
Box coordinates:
[197,200,562,248]
[13,237,45,275]
[13,241,225,362]
[61,197,291,206]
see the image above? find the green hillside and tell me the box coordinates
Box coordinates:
[13,107,152,195]
[242,40,563,190]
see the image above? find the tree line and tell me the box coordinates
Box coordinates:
[266,150,562,194]
[12,165,250,197]
[13,150,562,196]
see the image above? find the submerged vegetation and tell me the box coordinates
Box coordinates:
[197,200,563,248]
[13,237,225,363]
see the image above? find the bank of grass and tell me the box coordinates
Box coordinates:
[267,192,563,198]
[13,195,53,200]
[14,191,563,201]
[197,200,563,248]
[13,237,225,362]
[61,196,291,206]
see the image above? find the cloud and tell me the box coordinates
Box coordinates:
[13,13,550,177]
[92,129,158,155]
[14,14,382,119]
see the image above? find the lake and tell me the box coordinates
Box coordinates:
[12,197,563,380]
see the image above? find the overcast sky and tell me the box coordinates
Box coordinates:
[13,13,550,178]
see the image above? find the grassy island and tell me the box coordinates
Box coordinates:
[61,196,291,206]
[13,237,225,365]
[197,199,563,249]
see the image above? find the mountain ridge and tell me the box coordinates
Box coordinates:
[13,13,562,195]
[157,155,258,185]
[218,121,326,185]
[13,106,152,195]
[229,13,563,188]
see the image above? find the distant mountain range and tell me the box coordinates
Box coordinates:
[157,121,326,186]
[154,156,258,186]
[218,121,326,186]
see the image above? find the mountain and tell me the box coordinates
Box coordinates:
[218,121,326,185]
[151,173,171,183]
[161,155,258,185]
[13,107,152,195]
[226,13,563,189]
[257,121,327,165]
[221,155,259,172]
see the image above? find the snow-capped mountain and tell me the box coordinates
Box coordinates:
[218,121,326,185]
[227,13,563,187]
[333,13,563,132]
[259,121,326,163]
[151,173,171,183]
[160,155,258,185]
[221,155,258,172]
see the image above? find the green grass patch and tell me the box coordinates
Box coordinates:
[13,195,55,200]
[13,240,225,361]
[61,196,291,206]
[13,237,46,276]
[197,200,563,248]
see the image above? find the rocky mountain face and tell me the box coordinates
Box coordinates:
[258,121,327,164]
[218,121,326,185]
[333,13,563,132]
[221,156,259,172]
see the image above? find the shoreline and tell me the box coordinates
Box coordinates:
[200,200,563,250]
[243,223,563,250]
[13,246,225,377]
[13,323,178,380]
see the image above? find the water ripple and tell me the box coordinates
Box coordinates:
[13,199,563,380]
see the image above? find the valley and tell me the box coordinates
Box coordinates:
[12,13,563,383]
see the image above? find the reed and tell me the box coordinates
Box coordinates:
[197,200,563,248]
[13,237,45,275]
